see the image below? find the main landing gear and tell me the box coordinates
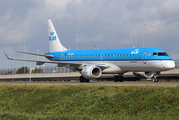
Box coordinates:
[79,76,89,82]
[114,74,123,82]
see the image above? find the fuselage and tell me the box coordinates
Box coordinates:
[46,47,175,73]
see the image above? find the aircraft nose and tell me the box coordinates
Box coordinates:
[164,60,175,69]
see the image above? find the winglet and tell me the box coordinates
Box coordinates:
[1,48,14,60]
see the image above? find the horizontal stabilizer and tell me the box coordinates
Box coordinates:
[15,51,54,58]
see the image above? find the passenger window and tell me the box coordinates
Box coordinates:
[126,54,128,57]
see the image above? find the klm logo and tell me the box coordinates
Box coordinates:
[83,70,87,74]
[49,32,56,41]
[131,49,139,54]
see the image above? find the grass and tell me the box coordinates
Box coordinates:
[0,85,179,119]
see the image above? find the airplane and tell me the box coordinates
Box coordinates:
[2,19,176,82]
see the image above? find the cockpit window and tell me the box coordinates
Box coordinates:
[152,52,157,56]
[158,52,168,56]
[152,52,168,56]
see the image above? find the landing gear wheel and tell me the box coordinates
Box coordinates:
[119,76,123,82]
[153,76,158,82]
[114,76,119,82]
[79,76,85,82]
[154,79,158,82]
[85,79,90,82]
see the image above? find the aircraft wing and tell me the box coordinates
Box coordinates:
[15,51,54,58]
[2,48,109,69]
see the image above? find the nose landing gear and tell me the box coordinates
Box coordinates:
[152,76,158,83]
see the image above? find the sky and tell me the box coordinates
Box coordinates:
[0,0,179,69]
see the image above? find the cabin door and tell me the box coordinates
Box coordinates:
[142,52,148,64]
[60,54,63,61]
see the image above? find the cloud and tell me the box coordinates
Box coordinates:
[77,34,105,42]
[1,0,179,68]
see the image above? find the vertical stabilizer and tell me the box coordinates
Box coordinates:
[47,20,67,52]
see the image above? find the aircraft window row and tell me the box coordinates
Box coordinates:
[64,54,135,58]
[152,52,168,56]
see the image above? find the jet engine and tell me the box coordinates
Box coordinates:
[133,71,155,80]
[81,65,102,79]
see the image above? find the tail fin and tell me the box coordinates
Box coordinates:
[47,19,67,52]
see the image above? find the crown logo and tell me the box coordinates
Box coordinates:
[50,32,54,35]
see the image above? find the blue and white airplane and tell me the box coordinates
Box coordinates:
[2,20,175,82]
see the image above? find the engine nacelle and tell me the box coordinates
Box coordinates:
[81,65,102,79]
[133,71,155,80]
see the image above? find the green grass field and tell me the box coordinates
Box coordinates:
[0,85,178,120]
